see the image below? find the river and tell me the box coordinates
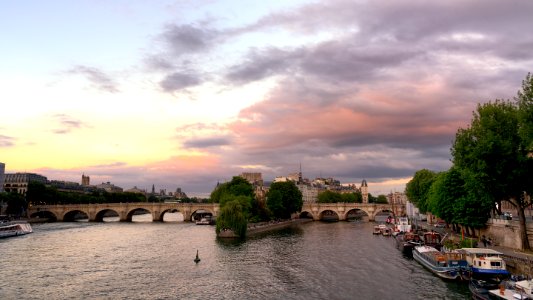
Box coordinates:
[0,217,470,299]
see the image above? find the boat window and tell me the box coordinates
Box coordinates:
[490,262,501,267]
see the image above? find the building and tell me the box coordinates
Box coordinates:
[3,172,48,194]
[125,186,146,195]
[174,188,187,199]
[387,192,407,216]
[81,174,90,186]
[297,184,319,203]
[241,172,263,186]
[95,182,123,193]
[0,162,5,192]
[361,179,368,203]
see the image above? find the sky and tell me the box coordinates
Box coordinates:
[1,0,533,197]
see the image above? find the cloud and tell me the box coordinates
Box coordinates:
[225,47,298,84]
[160,71,203,92]
[182,136,232,149]
[52,114,89,134]
[161,24,220,56]
[0,135,15,147]
[68,65,120,93]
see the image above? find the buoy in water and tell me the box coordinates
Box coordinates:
[194,249,201,264]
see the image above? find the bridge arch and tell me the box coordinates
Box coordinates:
[344,208,369,221]
[158,208,184,222]
[126,208,152,222]
[63,210,90,222]
[190,209,215,222]
[318,209,340,222]
[29,210,57,222]
[299,210,314,220]
[94,209,120,222]
[372,207,394,221]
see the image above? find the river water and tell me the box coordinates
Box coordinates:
[0,217,470,299]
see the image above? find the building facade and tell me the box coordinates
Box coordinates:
[81,174,90,186]
[95,182,123,193]
[3,173,48,194]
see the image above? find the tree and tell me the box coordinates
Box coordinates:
[210,176,254,203]
[353,191,363,203]
[452,95,532,249]
[405,169,438,213]
[375,195,388,204]
[266,181,303,219]
[3,192,27,217]
[215,198,248,238]
[341,193,356,203]
[367,193,377,203]
[317,190,342,203]
[427,167,492,234]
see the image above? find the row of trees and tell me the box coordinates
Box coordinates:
[211,177,303,237]
[26,182,147,205]
[406,73,533,249]
[317,190,388,204]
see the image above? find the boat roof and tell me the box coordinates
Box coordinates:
[460,248,503,255]
[415,246,440,253]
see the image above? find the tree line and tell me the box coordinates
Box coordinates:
[210,176,303,238]
[317,190,388,204]
[406,73,533,250]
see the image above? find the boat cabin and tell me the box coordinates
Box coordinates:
[459,248,510,277]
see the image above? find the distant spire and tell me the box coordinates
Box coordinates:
[151,184,155,194]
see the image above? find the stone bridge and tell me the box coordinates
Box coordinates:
[28,202,220,222]
[28,202,398,222]
[300,203,396,221]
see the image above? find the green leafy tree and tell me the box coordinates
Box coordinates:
[375,195,388,204]
[452,93,533,249]
[266,181,303,219]
[354,191,363,203]
[318,190,342,203]
[367,193,377,203]
[210,176,254,203]
[341,193,356,203]
[215,198,248,238]
[212,176,255,236]
[266,190,284,218]
[405,169,438,213]
[516,73,533,152]
[4,192,27,217]
[427,167,492,234]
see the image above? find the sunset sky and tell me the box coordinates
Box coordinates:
[1,0,532,197]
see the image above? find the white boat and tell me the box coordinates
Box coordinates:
[0,221,33,238]
[459,248,510,279]
[373,226,381,235]
[413,245,469,280]
[394,217,412,234]
[196,218,210,225]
